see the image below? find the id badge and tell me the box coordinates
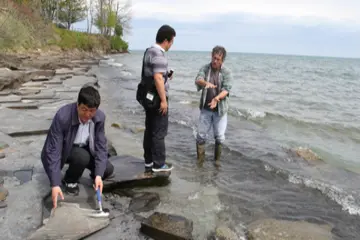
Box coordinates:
[146,92,154,101]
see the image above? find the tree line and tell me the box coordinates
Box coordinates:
[14,0,132,38]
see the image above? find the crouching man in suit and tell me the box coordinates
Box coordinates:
[41,85,114,208]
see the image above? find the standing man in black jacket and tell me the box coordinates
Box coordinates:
[140,25,176,175]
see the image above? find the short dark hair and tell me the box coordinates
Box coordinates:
[77,85,101,108]
[212,45,227,61]
[156,25,176,44]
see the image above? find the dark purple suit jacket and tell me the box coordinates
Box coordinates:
[41,102,108,187]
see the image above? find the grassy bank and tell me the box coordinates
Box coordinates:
[52,27,128,53]
[0,1,128,54]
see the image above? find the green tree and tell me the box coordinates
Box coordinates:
[40,0,57,22]
[58,0,87,30]
[94,2,115,36]
[114,24,122,37]
[93,0,131,36]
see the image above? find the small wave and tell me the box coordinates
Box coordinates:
[263,163,360,216]
[99,58,124,68]
[288,174,360,216]
[238,109,267,119]
[229,106,360,137]
[228,107,266,119]
[173,119,188,126]
[108,62,123,67]
[120,70,132,76]
[179,100,191,104]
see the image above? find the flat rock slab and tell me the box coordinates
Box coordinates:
[43,80,63,85]
[21,90,56,100]
[0,94,22,103]
[42,181,98,219]
[60,75,72,80]
[103,155,171,190]
[18,87,47,91]
[71,60,99,66]
[63,75,97,88]
[31,76,50,82]
[21,81,44,87]
[38,99,74,110]
[27,70,55,77]
[0,120,51,137]
[247,218,334,240]
[56,68,87,76]
[12,89,41,96]
[140,212,194,240]
[28,202,110,240]
[0,108,51,137]
[0,132,17,149]
[0,68,25,91]
[0,90,12,96]
[2,102,39,109]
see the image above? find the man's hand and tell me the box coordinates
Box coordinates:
[208,98,218,109]
[52,186,64,209]
[94,176,103,194]
[159,100,168,115]
[205,82,217,89]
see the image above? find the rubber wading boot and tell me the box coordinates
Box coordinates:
[196,143,205,166]
[214,142,222,167]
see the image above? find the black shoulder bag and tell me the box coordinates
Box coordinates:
[136,48,161,110]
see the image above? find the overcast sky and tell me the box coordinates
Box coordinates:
[75,0,360,58]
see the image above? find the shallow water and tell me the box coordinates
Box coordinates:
[94,52,360,239]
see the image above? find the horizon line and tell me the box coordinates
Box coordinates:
[127,48,360,60]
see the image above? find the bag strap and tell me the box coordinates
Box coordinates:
[141,48,150,80]
[141,47,168,85]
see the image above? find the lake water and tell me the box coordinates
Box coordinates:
[95,51,360,239]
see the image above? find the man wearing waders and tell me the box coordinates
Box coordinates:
[194,46,233,167]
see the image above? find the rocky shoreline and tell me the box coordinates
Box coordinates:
[0,50,199,240]
[0,50,104,240]
[0,51,335,240]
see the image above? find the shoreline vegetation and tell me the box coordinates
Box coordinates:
[0,0,130,59]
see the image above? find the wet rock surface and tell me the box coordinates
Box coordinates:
[42,178,99,220]
[129,192,161,213]
[207,226,240,240]
[0,185,8,201]
[290,147,324,164]
[246,218,333,240]
[28,202,110,240]
[103,155,171,190]
[107,139,118,157]
[140,211,194,240]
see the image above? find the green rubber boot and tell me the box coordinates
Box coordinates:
[214,142,222,167]
[196,143,205,166]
